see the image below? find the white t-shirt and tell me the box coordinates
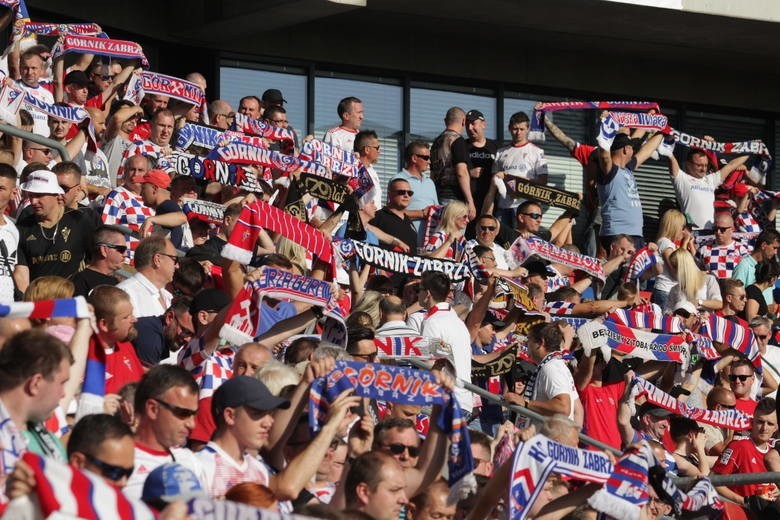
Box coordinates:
[0,219,18,304]
[124,443,207,501]
[532,357,579,421]
[492,142,548,209]
[195,441,271,499]
[654,237,677,293]
[663,274,722,313]
[15,80,53,138]
[421,302,473,412]
[673,171,721,230]
[323,126,358,154]
[359,164,382,210]
[762,345,780,396]
[465,239,509,270]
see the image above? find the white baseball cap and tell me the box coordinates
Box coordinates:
[21,170,64,195]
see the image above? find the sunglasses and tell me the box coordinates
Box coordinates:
[756,334,769,340]
[352,351,378,361]
[414,154,431,161]
[522,212,542,220]
[85,453,134,480]
[728,374,752,382]
[154,398,198,419]
[393,190,414,197]
[479,225,497,231]
[384,443,420,458]
[715,226,733,233]
[718,403,736,409]
[97,242,128,254]
[59,184,79,192]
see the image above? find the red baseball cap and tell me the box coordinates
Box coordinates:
[133,169,171,189]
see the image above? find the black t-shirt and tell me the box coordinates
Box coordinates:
[70,268,118,297]
[448,137,471,202]
[369,207,418,251]
[746,284,768,317]
[466,138,498,213]
[17,209,96,280]
[155,200,185,249]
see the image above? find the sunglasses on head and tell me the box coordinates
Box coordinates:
[84,453,134,480]
[729,374,752,382]
[384,443,420,458]
[153,398,198,419]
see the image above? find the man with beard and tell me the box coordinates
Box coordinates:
[133,297,195,367]
[87,285,145,395]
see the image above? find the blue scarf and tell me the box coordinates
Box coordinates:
[309,360,476,499]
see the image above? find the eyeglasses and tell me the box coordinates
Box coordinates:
[393,190,414,197]
[414,154,431,161]
[367,145,381,151]
[157,252,180,265]
[97,242,128,254]
[715,226,733,233]
[172,313,195,338]
[153,398,198,419]
[383,443,420,458]
[99,75,115,81]
[84,453,134,481]
[352,351,378,361]
[729,374,752,382]
[478,225,497,231]
[30,147,52,155]
[521,212,542,220]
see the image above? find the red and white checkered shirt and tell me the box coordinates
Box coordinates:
[697,240,752,279]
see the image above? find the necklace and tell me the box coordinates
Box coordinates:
[39,208,63,242]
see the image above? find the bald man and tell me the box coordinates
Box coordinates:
[208,100,233,130]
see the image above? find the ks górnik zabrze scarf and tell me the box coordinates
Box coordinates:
[309,360,476,500]
[529,101,660,141]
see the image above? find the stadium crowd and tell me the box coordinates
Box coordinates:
[0,3,777,520]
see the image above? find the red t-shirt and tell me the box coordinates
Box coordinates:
[571,143,596,167]
[713,438,769,497]
[580,380,625,450]
[129,122,151,142]
[735,397,757,417]
[190,396,216,444]
[91,337,145,395]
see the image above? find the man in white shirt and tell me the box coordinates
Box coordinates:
[666,147,748,231]
[419,271,473,415]
[355,130,382,210]
[15,50,54,137]
[0,165,18,303]
[124,365,206,500]
[465,214,509,270]
[117,236,177,318]
[323,96,363,153]
[375,296,422,337]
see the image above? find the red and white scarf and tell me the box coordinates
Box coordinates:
[508,236,605,280]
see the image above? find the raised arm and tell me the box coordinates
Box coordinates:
[719,154,750,183]
[634,132,664,168]
[544,115,576,152]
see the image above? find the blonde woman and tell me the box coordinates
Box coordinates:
[653,209,691,309]
[424,200,469,260]
[665,248,722,313]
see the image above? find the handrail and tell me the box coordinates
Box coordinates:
[0,123,70,161]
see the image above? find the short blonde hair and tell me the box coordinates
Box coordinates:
[24,276,74,301]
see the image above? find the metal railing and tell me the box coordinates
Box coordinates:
[0,123,70,161]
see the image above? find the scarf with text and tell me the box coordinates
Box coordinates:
[0,84,25,118]
[141,71,205,107]
[207,141,326,178]
[20,91,98,151]
[220,267,346,347]
[508,236,605,280]
[181,198,225,225]
[508,178,580,213]
[159,151,265,192]
[51,34,149,68]
[230,112,295,148]
[630,376,752,430]
[186,497,318,519]
[587,443,655,520]
[175,122,268,152]
[672,129,772,158]
[577,319,689,370]
[225,199,334,269]
[509,433,612,520]
[20,451,154,519]
[529,101,660,141]
[0,296,89,319]
[622,247,658,283]
[300,138,362,178]
[334,238,472,282]
[608,111,669,131]
[498,276,537,312]
[606,308,683,332]
[22,21,103,37]
[472,345,517,378]
[298,172,351,205]
[310,360,475,500]
[374,335,443,359]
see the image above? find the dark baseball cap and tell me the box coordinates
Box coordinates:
[189,288,230,316]
[637,402,674,418]
[466,110,485,122]
[262,88,286,104]
[213,376,290,413]
[610,133,633,152]
[65,70,90,86]
[524,260,550,279]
